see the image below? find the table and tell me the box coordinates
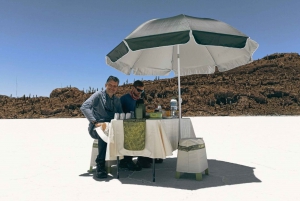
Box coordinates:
[94,118,196,181]
[105,118,196,161]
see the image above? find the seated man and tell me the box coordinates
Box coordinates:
[80,76,123,179]
[120,80,152,169]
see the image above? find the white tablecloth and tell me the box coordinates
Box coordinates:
[105,118,196,160]
[161,118,196,150]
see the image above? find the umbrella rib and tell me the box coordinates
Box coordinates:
[122,39,142,74]
[203,45,217,71]
[131,53,142,74]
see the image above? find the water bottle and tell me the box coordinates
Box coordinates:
[170,98,177,117]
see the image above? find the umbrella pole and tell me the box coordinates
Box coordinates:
[177,45,182,142]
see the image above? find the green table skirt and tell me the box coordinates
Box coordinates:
[123,119,146,151]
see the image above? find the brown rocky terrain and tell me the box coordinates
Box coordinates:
[1,53,300,119]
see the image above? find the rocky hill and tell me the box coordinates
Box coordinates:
[1,53,300,119]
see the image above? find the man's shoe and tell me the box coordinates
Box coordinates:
[135,161,143,171]
[96,165,107,179]
[137,157,151,168]
[119,160,142,171]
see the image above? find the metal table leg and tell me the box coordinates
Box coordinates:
[152,158,155,182]
[117,156,119,179]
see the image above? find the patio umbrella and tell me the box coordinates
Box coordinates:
[105,14,258,136]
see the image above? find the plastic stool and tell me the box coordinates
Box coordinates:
[175,138,209,181]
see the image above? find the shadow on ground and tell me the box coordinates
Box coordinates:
[79,158,261,190]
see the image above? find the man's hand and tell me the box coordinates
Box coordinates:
[95,122,106,131]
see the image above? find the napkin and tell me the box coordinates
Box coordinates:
[95,122,109,143]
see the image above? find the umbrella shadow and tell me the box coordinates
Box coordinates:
[89,158,261,190]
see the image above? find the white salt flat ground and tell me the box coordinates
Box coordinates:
[0,117,299,201]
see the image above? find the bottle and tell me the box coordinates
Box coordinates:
[157,104,162,112]
[170,98,177,117]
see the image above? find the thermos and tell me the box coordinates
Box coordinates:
[170,98,177,117]
[135,103,145,119]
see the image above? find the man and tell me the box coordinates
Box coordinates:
[119,80,151,169]
[80,76,123,179]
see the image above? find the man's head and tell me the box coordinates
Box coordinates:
[105,76,119,97]
[132,80,144,96]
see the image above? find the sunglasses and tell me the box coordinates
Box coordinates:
[135,87,144,93]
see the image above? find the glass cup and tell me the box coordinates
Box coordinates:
[120,113,125,120]
[125,113,131,119]
[130,111,135,119]
[114,113,120,120]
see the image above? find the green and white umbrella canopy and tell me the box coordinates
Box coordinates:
[106,14,258,76]
[105,14,258,134]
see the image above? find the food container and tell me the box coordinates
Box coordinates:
[149,112,162,119]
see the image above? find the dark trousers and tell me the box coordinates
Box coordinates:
[88,123,107,165]
[123,156,133,161]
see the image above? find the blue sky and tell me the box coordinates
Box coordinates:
[1,0,299,97]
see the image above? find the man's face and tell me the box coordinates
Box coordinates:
[105,80,118,97]
[133,85,144,96]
